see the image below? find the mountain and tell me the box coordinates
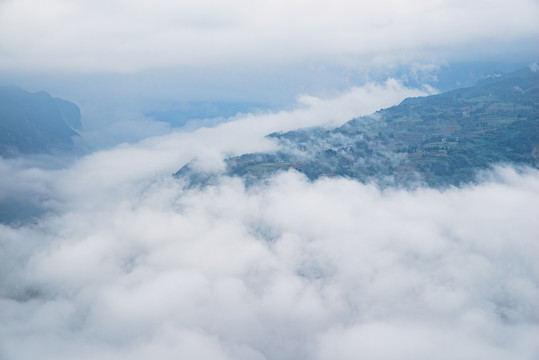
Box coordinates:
[176,66,538,187]
[0,86,82,157]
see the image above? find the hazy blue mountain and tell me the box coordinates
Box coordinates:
[0,86,82,156]
[176,66,539,187]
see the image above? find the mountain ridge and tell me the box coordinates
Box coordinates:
[176,65,538,187]
[0,86,82,157]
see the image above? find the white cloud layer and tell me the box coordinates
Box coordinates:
[1,82,538,359]
[0,0,538,72]
[1,167,538,359]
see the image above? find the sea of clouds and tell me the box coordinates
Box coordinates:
[1,81,538,359]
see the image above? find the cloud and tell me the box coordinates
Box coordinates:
[1,166,538,359]
[0,0,537,73]
[1,79,538,359]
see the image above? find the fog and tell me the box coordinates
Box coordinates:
[1,82,538,359]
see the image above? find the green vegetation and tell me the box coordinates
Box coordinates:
[200,67,539,187]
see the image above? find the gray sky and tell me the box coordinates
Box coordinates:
[1,0,538,73]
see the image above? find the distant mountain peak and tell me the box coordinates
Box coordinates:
[0,86,82,157]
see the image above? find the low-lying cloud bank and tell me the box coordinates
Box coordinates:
[0,82,538,359]
[1,166,538,359]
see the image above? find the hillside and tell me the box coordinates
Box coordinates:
[213,66,538,187]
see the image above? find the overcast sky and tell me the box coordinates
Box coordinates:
[1,0,538,73]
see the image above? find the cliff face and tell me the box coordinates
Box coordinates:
[0,86,82,157]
